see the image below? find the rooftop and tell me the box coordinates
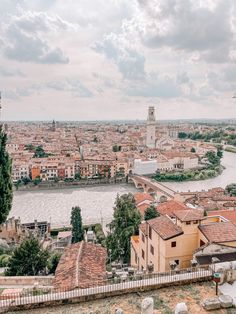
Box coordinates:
[174,209,204,222]
[147,216,183,240]
[54,241,107,290]
[199,222,236,243]
[207,210,236,224]
[157,200,188,217]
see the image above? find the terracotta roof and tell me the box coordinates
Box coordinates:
[174,209,204,222]
[137,203,150,217]
[199,222,236,243]
[157,200,188,217]
[207,210,236,225]
[134,193,154,205]
[147,216,183,240]
[54,241,107,290]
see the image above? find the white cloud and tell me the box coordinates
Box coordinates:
[1,11,78,63]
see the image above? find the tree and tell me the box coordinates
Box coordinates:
[47,253,61,274]
[205,151,220,166]
[33,146,49,158]
[178,132,188,139]
[33,176,41,185]
[0,127,13,224]
[144,205,160,221]
[6,237,49,276]
[190,147,196,153]
[225,183,236,197]
[106,193,141,264]
[71,206,84,243]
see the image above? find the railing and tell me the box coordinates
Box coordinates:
[0,266,212,310]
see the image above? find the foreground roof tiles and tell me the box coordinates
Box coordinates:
[54,241,107,290]
[199,222,236,243]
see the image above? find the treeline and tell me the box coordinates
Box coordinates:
[178,130,236,146]
[152,151,222,182]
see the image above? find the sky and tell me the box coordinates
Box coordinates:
[0,0,236,121]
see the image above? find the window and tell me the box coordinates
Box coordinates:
[142,249,145,259]
[186,221,191,225]
[142,233,145,243]
[171,241,176,248]
[150,245,154,255]
[193,220,198,224]
[149,226,152,240]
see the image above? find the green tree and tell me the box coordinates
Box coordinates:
[33,146,49,158]
[178,132,188,139]
[33,176,42,185]
[6,237,49,276]
[47,253,61,274]
[225,183,236,197]
[190,147,196,153]
[0,127,13,224]
[106,193,141,264]
[144,205,160,221]
[71,206,84,243]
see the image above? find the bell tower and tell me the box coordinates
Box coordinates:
[146,106,156,148]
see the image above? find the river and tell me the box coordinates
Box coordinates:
[10,152,236,228]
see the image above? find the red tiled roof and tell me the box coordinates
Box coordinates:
[148,216,183,240]
[134,193,154,205]
[199,222,236,243]
[207,210,236,225]
[157,200,188,217]
[174,209,204,222]
[54,241,107,290]
[137,203,150,217]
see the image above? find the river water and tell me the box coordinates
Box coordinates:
[10,152,236,228]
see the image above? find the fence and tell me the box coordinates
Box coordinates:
[0,266,213,311]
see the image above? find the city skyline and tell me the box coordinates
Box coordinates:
[0,0,236,121]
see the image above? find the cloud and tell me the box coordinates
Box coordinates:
[130,0,236,63]
[45,79,94,97]
[0,66,25,77]
[93,32,145,79]
[1,11,77,63]
[125,72,182,98]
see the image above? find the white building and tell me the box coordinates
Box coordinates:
[133,159,158,175]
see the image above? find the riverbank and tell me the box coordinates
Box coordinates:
[225,146,236,153]
[14,177,128,192]
[152,165,224,182]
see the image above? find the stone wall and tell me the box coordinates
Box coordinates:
[0,276,54,287]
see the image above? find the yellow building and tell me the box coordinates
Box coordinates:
[131,209,236,272]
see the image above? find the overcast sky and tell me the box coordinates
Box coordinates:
[0,0,236,121]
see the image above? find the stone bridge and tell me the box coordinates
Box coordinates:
[130,175,176,201]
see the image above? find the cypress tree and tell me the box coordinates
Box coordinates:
[71,206,84,243]
[0,127,13,224]
[106,193,141,263]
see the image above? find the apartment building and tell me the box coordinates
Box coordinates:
[12,162,30,182]
[131,208,236,272]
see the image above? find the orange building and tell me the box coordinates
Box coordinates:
[31,166,40,180]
